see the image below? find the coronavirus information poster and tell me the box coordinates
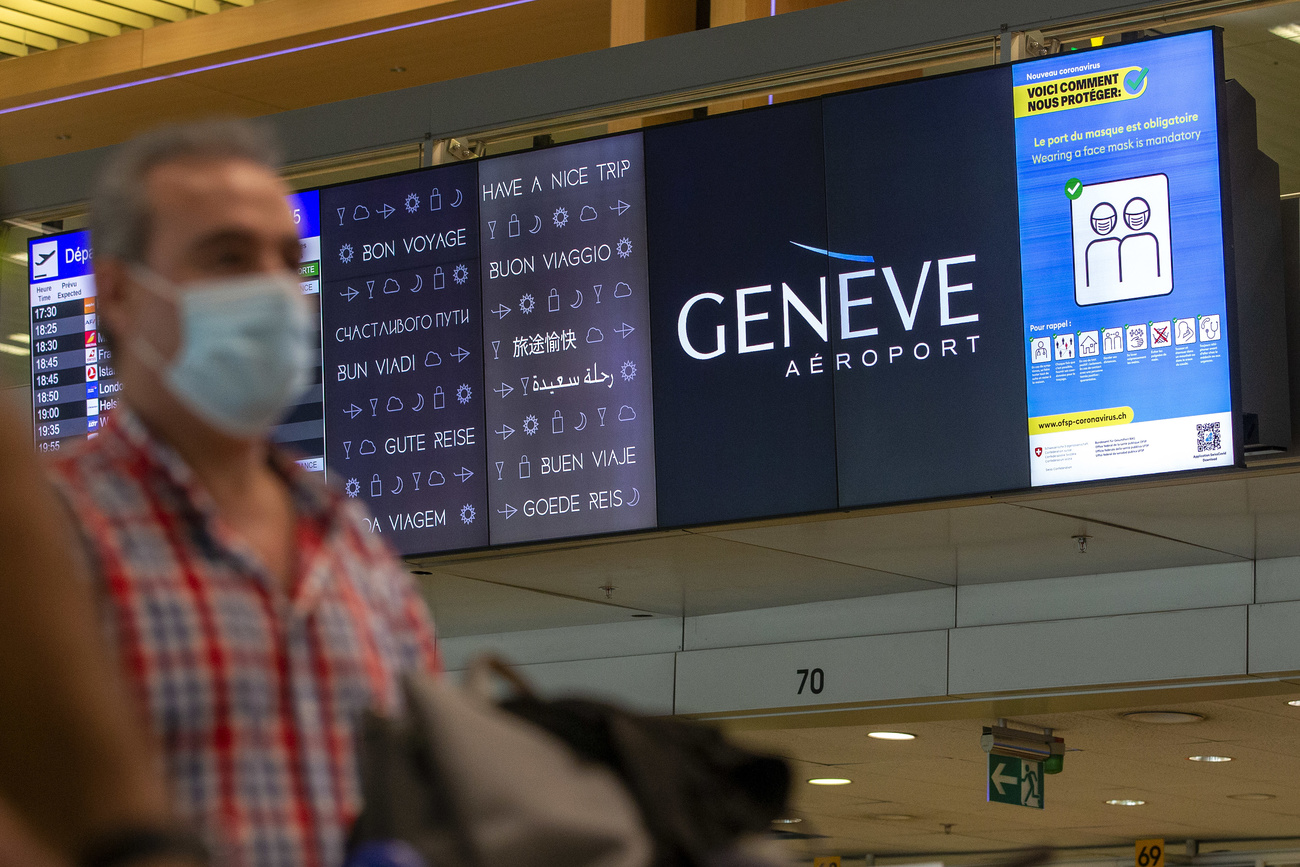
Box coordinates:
[1014,30,1235,485]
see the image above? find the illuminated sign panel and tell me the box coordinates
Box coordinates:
[1013,30,1236,485]
[35,30,1242,555]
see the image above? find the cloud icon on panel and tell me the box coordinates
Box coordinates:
[586,328,604,344]
[353,205,370,220]
[614,282,631,298]
[383,278,400,294]
[579,205,598,222]
[387,396,403,412]
[425,351,442,367]
[359,439,377,455]
[618,405,636,422]
[428,471,446,486]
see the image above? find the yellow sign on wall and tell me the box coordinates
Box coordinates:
[813,858,841,867]
[1136,839,1165,867]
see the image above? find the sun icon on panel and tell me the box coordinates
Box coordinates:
[523,414,540,435]
[345,478,360,498]
[456,384,472,405]
[339,243,354,263]
[621,360,637,382]
[460,504,476,525]
[616,238,632,258]
[405,193,421,214]
[520,293,535,314]
[553,207,569,228]
[453,264,469,285]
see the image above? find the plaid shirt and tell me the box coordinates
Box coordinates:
[50,409,440,867]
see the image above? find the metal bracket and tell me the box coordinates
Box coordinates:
[1000,30,1062,62]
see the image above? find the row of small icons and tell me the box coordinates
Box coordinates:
[491,282,633,319]
[486,201,632,238]
[1032,314,1220,362]
[335,190,464,225]
[495,405,636,439]
[336,264,469,293]
[345,469,476,498]
[339,385,472,421]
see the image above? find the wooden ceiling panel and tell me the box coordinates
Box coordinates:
[0,77,286,164]
[180,0,608,112]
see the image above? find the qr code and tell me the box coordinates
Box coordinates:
[1197,421,1221,453]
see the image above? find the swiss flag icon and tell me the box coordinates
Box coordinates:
[86,365,98,381]
[1034,446,1043,457]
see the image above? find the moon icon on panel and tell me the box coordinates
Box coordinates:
[409,274,422,293]
[449,189,464,208]
[530,215,542,234]
[628,487,640,507]
[574,412,587,431]
[571,289,582,308]
[412,393,425,412]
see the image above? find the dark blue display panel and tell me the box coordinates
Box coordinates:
[320,166,489,553]
[645,101,838,527]
[478,134,657,544]
[824,67,1031,507]
[1013,31,1236,484]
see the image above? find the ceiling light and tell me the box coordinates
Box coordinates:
[1188,755,1233,763]
[7,334,29,344]
[771,818,802,824]
[1105,799,1146,806]
[807,778,851,786]
[390,66,407,73]
[55,134,70,141]
[1227,793,1275,801]
[868,731,915,741]
[1270,23,1300,43]
[1122,711,1204,724]
[1286,700,1300,707]
[0,344,30,356]
[867,814,915,821]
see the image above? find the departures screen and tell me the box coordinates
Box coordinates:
[31,29,1241,556]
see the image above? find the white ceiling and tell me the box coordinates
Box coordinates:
[732,691,1300,862]
[412,462,1300,637]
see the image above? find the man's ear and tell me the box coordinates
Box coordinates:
[93,258,131,344]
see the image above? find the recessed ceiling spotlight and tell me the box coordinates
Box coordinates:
[1188,755,1233,763]
[1286,700,1300,707]
[771,818,803,824]
[1227,793,1275,801]
[390,66,407,72]
[1122,711,1204,724]
[55,134,71,141]
[1105,799,1146,806]
[867,814,915,821]
[868,731,916,741]
[807,778,852,786]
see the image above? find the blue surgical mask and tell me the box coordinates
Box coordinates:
[132,266,314,438]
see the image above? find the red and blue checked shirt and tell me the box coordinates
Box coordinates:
[50,409,440,867]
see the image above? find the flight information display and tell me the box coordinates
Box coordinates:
[276,188,326,471]
[478,134,657,544]
[320,164,489,554]
[28,230,116,452]
[1013,30,1235,485]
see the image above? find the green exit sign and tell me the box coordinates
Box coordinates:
[988,754,1044,809]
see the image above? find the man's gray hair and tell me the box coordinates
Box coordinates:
[89,118,282,263]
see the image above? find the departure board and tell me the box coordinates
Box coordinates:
[28,230,116,452]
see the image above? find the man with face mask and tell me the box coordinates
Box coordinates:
[49,119,441,867]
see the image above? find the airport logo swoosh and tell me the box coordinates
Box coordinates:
[790,241,874,263]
